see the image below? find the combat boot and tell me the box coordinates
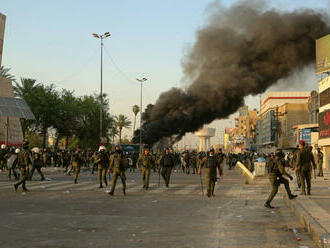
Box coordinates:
[300,190,306,195]
[307,190,311,195]
[289,194,297,200]
[108,191,114,196]
[264,202,274,209]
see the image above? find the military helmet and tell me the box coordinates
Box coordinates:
[15,148,20,154]
[99,146,106,152]
[31,147,40,153]
[1,144,6,149]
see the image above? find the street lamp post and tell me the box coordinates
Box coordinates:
[92,32,111,143]
[136,77,148,153]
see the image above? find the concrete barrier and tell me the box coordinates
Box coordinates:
[235,161,255,184]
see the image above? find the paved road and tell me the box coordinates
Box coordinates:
[0,168,316,248]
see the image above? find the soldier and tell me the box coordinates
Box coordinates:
[6,147,19,180]
[296,140,316,195]
[216,148,226,176]
[317,148,324,177]
[198,149,221,197]
[29,148,45,181]
[108,145,128,196]
[0,144,8,171]
[137,147,155,190]
[71,148,83,184]
[264,149,297,208]
[183,151,190,174]
[189,151,198,174]
[95,146,109,188]
[159,148,175,187]
[14,141,31,192]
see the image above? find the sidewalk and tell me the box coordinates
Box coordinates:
[283,171,330,248]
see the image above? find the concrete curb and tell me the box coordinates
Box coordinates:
[283,195,330,248]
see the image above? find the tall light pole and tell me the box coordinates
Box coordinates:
[92,32,111,143]
[136,77,148,153]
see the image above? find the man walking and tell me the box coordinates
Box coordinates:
[264,149,297,208]
[159,148,175,187]
[198,148,221,198]
[95,146,109,188]
[29,147,45,181]
[108,145,128,196]
[296,140,316,195]
[14,141,31,192]
[317,148,324,177]
[137,147,155,190]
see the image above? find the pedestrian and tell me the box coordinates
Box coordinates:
[71,148,83,184]
[264,149,297,209]
[108,145,128,196]
[137,146,155,190]
[295,140,316,195]
[198,148,221,198]
[95,146,109,188]
[317,148,324,177]
[14,140,31,192]
[29,147,45,181]
[159,148,175,187]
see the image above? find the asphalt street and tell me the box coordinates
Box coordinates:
[0,167,316,248]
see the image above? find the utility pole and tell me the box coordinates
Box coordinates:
[136,77,148,153]
[92,32,111,143]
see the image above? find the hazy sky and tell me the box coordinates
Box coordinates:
[1,0,328,146]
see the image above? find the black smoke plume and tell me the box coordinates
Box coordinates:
[134,2,330,145]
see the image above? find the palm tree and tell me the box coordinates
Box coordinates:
[132,105,140,136]
[13,78,39,97]
[109,125,119,147]
[115,114,132,144]
[0,66,16,82]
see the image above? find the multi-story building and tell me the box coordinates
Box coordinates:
[308,90,319,124]
[318,76,330,170]
[257,92,311,152]
[0,13,6,66]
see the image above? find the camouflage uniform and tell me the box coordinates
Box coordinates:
[137,153,155,189]
[14,147,31,192]
[29,151,45,181]
[159,152,175,187]
[200,154,221,197]
[95,151,109,188]
[296,147,316,195]
[71,150,83,184]
[317,150,324,177]
[109,151,128,195]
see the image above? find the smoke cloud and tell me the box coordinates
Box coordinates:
[134,1,330,145]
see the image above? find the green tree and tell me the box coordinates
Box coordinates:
[132,105,140,136]
[109,125,119,147]
[0,66,16,82]
[115,114,132,145]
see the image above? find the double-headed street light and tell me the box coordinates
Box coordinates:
[136,77,148,153]
[92,32,111,143]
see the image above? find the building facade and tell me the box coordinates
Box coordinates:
[318,75,330,170]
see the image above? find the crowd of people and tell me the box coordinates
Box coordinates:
[0,139,322,203]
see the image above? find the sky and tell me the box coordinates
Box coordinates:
[1,0,329,147]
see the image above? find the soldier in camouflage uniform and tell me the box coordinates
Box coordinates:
[137,147,155,190]
[71,148,83,184]
[264,149,297,208]
[29,148,45,181]
[199,149,221,197]
[317,148,324,177]
[0,144,8,171]
[159,148,175,187]
[95,146,109,188]
[108,145,128,196]
[296,140,316,195]
[14,141,31,192]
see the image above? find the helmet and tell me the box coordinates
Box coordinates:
[31,147,40,153]
[1,144,6,149]
[15,148,20,154]
[99,146,106,152]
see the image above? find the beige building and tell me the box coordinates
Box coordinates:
[0,13,5,66]
[318,75,330,170]
[235,108,258,139]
